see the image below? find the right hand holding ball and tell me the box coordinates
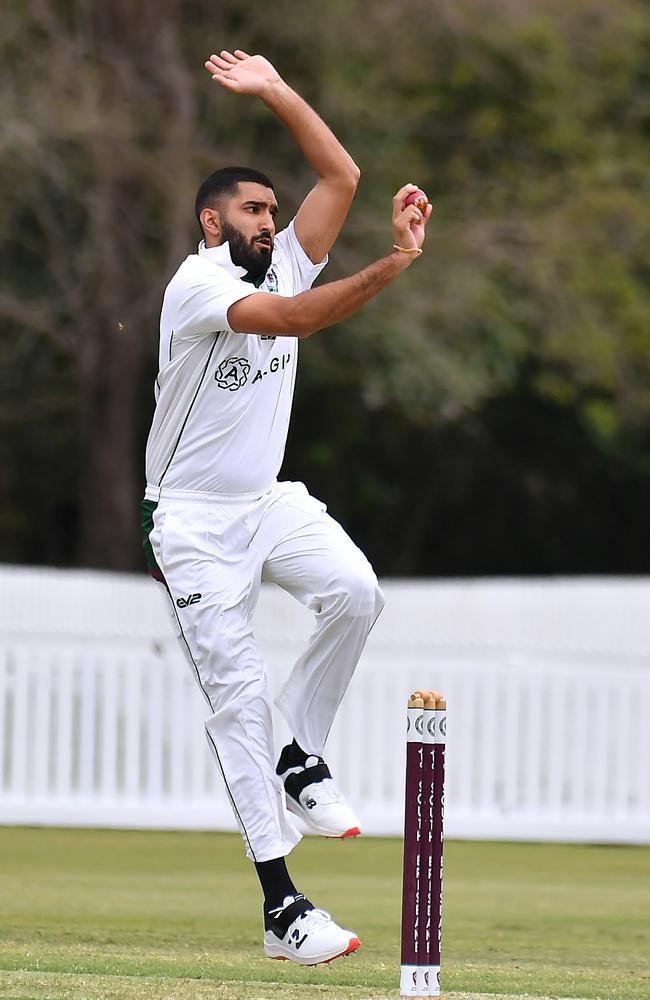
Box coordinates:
[392,183,432,259]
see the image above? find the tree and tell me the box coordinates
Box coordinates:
[1,0,649,574]
[1,0,199,568]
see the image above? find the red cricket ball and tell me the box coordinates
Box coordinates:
[404,188,428,211]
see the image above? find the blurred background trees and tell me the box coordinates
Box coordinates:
[1,0,648,575]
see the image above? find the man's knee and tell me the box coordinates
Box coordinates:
[335,561,384,618]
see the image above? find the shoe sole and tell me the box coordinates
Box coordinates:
[266,935,361,966]
[327,826,362,839]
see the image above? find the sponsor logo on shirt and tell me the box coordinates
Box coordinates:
[252,353,292,383]
[215,357,251,391]
[214,352,292,391]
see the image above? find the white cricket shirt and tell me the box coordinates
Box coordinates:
[144,220,326,498]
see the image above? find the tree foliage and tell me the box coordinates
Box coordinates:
[1,0,649,574]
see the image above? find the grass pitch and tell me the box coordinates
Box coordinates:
[0,827,648,1000]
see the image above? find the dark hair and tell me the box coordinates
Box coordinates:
[195,166,275,228]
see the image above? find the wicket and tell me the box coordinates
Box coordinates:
[400,690,447,997]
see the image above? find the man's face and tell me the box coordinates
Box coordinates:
[219,181,278,279]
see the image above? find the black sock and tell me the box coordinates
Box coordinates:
[276,739,309,774]
[255,857,298,911]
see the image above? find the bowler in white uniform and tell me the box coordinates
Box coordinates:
[141,48,431,966]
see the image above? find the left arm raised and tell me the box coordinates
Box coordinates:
[206,50,360,263]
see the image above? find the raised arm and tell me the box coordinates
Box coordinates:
[228,184,432,338]
[205,50,360,264]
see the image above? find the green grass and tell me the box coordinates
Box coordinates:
[0,828,648,999]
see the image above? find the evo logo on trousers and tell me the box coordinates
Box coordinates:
[176,593,202,608]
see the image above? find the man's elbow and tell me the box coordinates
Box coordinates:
[343,161,361,190]
[330,159,360,193]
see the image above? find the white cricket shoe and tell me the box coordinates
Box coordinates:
[264,894,360,966]
[278,752,362,838]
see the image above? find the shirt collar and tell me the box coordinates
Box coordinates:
[197,240,248,279]
[197,239,282,288]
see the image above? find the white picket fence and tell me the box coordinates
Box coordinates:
[1,566,649,843]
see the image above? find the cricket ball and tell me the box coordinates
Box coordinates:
[404,188,428,211]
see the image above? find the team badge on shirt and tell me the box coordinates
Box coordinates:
[265,267,279,293]
[215,357,251,391]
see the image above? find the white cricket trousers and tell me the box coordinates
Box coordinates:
[148,480,384,862]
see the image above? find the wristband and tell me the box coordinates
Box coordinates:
[392,244,423,256]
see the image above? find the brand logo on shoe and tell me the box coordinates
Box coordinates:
[305,796,317,810]
[290,928,308,950]
[176,593,202,608]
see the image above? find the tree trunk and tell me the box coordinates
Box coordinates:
[77,316,148,571]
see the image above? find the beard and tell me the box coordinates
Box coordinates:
[220,217,273,280]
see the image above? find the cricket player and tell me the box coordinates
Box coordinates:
[141,49,431,965]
